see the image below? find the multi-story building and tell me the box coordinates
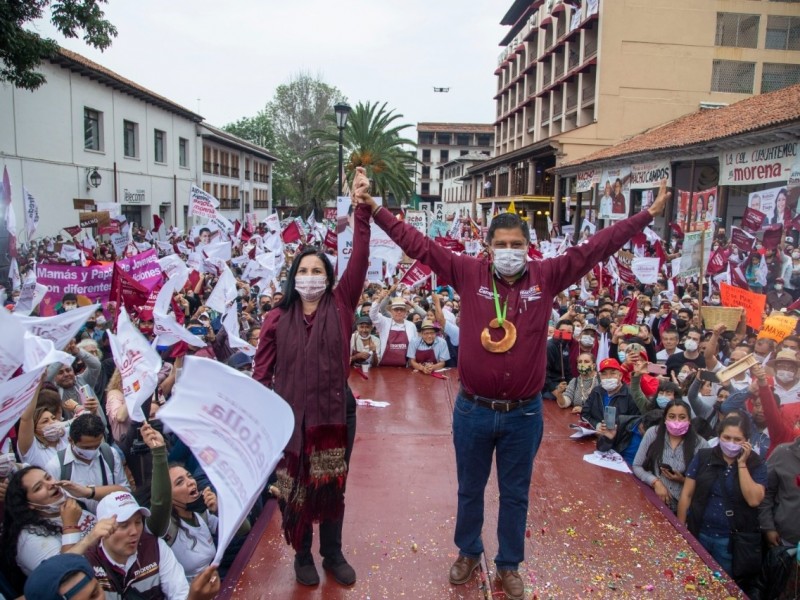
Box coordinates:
[468,0,800,235]
[416,123,493,204]
[439,153,492,220]
[0,48,275,240]
[199,124,276,224]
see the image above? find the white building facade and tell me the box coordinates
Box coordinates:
[0,48,274,239]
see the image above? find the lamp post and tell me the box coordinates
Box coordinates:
[334,102,352,198]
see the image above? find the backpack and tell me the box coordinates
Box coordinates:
[162,511,212,547]
[57,443,117,484]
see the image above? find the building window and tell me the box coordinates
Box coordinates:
[437,133,451,145]
[761,62,800,92]
[710,59,756,93]
[84,108,102,151]
[440,150,449,162]
[421,182,430,195]
[123,120,138,158]
[765,15,800,50]
[422,149,431,162]
[461,150,469,156]
[179,137,189,167]
[419,132,434,144]
[456,134,470,146]
[715,13,760,48]
[421,165,430,178]
[477,134,492,147]
[154,129,166,163]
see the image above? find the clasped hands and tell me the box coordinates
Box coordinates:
[351,167,377,210]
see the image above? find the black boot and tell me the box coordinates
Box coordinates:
[320,519,356,585]
[293,553,319,586]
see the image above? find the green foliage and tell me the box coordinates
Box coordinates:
[306,101,417,204]
[0,0,117,90]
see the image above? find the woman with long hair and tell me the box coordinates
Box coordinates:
[632,399,708,511]
[678,415,767,593]
[253,167,372,587]
[16,385,69,469]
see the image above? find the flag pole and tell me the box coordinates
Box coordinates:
[699,226,706,325]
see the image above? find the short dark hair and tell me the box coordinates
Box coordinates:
[199,227,210,235]
[69,414,105,443]
[62,293,78,303]
[486,213,530,244]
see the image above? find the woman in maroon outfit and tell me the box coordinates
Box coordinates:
[252,169,372,587]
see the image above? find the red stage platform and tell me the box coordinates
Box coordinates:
[221,368,743,599]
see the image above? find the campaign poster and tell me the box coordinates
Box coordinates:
[749,185,791,229]
[689,187,718,231]
[678,229,714,278]
[597,168,630,221]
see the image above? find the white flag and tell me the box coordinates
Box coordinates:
[59,243,81,262]
[158,254,189,290]
[152,280,206,348]
[631,257,661,284]
[8,258,20,291]
[23,187,39,241]
[14,276,48,316]
[5,197,17,239]
[158,356,293,564]
[23,331,73,373]
[0,368,46,443]
[14,303,99,350]
[222,307,256,355]
[108,307,162,422]
[0,307,27,382]
[206,265,238,314]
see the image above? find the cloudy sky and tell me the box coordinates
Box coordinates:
[31,0,506,133]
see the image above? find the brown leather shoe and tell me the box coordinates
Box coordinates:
[449,555,480,585]
[495,569,524,600]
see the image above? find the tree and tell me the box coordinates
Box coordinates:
[1,0,117,90]
[306,101,417,208]
[265,72,346,214]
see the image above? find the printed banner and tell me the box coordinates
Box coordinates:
[677,229,714,278]
[741,207,766,233]
[157,356,294,564]
[575,169,600,193]
[35,250,162,316]
[0,368,47,445]
[366,257,384,283]
[598,168,630,220]
[720,142,798,186]
[748,186,791,229]
[730,227,755,252]
[629,161,671,190]
[630,257,660,284]
[399,260,432,289]
[0,307,27,382]
[188,185,220,219]
[23,187,39,241]
[758,313,799,343]
[405,210,427,235]
[336,196,401,279]
[689,188,718,232]
[13,303,99,351]
[720,282,766,330]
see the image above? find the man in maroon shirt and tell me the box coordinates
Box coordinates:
[354,174,669,599]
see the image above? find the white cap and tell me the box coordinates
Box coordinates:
[96,492,151,523]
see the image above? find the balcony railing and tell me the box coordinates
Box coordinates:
[218,198,241,210]
[220,165,230,177]
[254,173,269,184]
[231,168,240,178]
[584,38,598,60]
[566,94,578,110]
[568,49,579,70]
[245,170,251,180]
[553,98,563,117]
[254,200,269,209]
[203,161,212,174]
[543,69,552,87]
[582,84,596,103]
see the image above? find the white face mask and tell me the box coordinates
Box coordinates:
[72,445,99,462]
[776,369,795,384]
[573,326,582,337]
[492,248,527,277]
[42,422,65,442]
[294,275,328,302]
[580,335,594,347]
[684,339,699,352]
[792,252,800,260]
[775,284,784,291]
[677,372,689,383]
[30,490,67,515]
[600,377,619,392]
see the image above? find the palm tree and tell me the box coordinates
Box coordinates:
[306,101,417,209]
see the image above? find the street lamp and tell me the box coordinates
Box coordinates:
[334,102,352,197]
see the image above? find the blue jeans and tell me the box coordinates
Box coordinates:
[452,393,544,570]
[698,532,733,575]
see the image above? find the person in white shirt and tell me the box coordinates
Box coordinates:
[766,349,800,405]
[369,293,417,367]
[407,320,450,374]
[350,315,381,368]
[44,414,129,514]
[656,329,680,364]
[17,387,69,469]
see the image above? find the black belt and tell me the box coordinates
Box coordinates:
[459,389,536,412]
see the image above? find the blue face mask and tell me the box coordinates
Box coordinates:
[656,395,671,409]
[618,351,627,362]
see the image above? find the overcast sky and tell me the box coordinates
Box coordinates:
[31,0,506,134]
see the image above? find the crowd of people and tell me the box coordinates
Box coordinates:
[0,173,798,600]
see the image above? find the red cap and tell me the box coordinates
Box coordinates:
[598,358,624,373]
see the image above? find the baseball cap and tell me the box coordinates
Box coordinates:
[598,358,624,373]
[355,315,372,326]
[96,491,151,523]
[24,554,94,600]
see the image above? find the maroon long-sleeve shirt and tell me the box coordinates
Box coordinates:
[252,203,372,387]
[374,208,653,400]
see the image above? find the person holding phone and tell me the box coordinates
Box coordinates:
[581,358,640,430]
[678,415,767,591]
[633,399,708,511]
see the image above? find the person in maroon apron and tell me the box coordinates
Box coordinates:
[407,319,450,375]
[379,297,414,367]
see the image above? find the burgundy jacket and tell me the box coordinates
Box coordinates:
[373,208,653,400]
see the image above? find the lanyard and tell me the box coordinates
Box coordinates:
[492,279,508,326]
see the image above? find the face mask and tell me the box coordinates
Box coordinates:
[601,378,619,392]
[677,372,689,383]
[676,318,687,329]
[719,440,742,458]
[580,335,594,347]
[637,314,644,323]
[775,284,784,291]
[665,420,690,436]
[573,326,582,337]
[598,317,611,329]
[684,339,699,352]
[792,252,800,260]
[776,369,795,383]
[72,445,99,462]
[577,364,593,376]
[180,495,207,514]
[294,275,328,302]
[63,304,76,312]
[656,395,671,409]
[42,422,65,442]
[238,288,247,298]
[492,248,527,277]
[30,490,67,515]
[617,351,627,362]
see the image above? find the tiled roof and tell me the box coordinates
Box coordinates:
[51,48,203,122]
[558,83,800,170]
[199,123,278,162]
[417,122,495,134]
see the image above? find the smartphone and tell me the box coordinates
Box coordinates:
[622,325,639,336]
[660,464,676,474]
[698,370,720,383]
[603,405,617,430]
[647,363,667,376]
